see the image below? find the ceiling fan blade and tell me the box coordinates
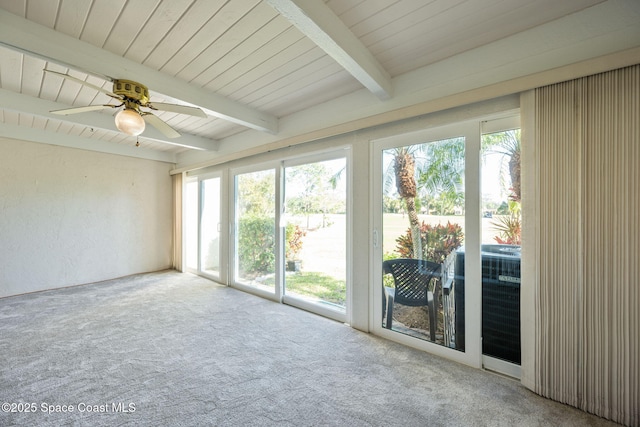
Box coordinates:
[146,102,207,118]
[143,113,181,138]
[44,69,120,99]
[50,104,118,115]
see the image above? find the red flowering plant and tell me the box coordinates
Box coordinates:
[395,221,464,263]
[285,224,307,260]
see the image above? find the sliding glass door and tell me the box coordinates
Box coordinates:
[380,136,465,344]
[231,152,349,321]
[373,121,482,367]
[282,155,347,317]
[200,177,221,277]
[233,168,277,295]
[373,116,521,374]
[184,179,199,271]
[183,174,222,280]
[480,118,522,377]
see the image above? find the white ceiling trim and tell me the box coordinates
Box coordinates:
[0,88,219,152]
[266,0,392,100]
[0,123,176,164]
[0,9,278,134]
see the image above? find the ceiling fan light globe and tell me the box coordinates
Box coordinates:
[115,108,145,136]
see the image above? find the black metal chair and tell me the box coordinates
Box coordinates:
[382,259,442,341]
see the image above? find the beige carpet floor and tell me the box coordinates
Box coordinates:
[0,270,619,426]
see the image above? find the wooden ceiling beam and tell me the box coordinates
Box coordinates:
[0,122,177,163]
[266,0,392,100]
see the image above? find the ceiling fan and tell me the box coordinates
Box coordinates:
[45,69,207,138]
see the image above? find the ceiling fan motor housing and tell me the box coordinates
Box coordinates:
[113,79,149,104]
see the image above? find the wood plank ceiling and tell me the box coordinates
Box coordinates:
[0,0,631,162]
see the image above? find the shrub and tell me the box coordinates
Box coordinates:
[383,252,399,288]
[237,219,309,276]
[285,224,306,260]
[396,221,464,263]
[237,215,275,276]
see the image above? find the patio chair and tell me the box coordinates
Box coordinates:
[382,259,442,341]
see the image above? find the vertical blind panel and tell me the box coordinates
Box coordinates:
[536,81,583,406]
[534,65,639,426]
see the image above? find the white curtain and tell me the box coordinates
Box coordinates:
[521,65,639,426]
[172,172,183,271]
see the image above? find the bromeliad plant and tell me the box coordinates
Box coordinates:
[492,200,521,245]
[396,221,464,264]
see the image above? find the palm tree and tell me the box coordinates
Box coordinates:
[385,137,465,259]
[482,129,521,244]
[392,147,423,259]
[482,129,521,202]
[417,138,465,213]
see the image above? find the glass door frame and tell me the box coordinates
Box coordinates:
[480,115,522,378]
[281,149,351,324]
[183,171,225,282]
[371,120,483,369]
[229,161,283,303]
[183,175,199,274]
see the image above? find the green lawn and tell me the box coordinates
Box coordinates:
[265,272,346,306]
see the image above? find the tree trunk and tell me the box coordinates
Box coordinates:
[404,197,423,260]
[509,149,521,202]
[395,152,422,259]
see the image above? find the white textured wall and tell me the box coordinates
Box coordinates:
[0,138,174,297]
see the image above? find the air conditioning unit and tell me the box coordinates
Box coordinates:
[453,244,521,364]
